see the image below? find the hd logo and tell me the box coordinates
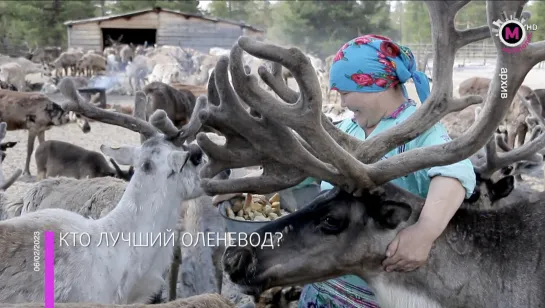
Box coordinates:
[491,11,538,52]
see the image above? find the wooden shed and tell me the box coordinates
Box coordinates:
[63,7,265,53]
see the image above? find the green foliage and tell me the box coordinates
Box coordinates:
[0,0,98,48]
[527,1,545,41]
[399,1,431,44]
[398,1,488,44]
[266,0,394,58]
[455,1,487,30]
[206,0,271,29]
[207,0,248,21]
[109,0,200,14]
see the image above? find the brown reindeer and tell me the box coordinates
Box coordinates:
[187,2,545,308]
[0,89,91,181]
[140,81,222,144]
[0,121,22,192]
[76,53,107,77]
[49,51,84,77]
[35,140,134,181]
[141,81,197,128]
[449,76,535,149]
[23,41,62,70]
[443,80,545,182]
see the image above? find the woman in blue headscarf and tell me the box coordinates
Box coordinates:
[297,35,476,307]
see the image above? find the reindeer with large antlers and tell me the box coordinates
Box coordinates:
[467,103,545,209]
[188,1,545,307]
[0,77,209,304]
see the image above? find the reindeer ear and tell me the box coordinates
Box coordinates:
[490,176,514,201]
[373,201,412,229]
[167,151,189,173]
[100,145,138,166]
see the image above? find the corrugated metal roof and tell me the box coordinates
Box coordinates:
[63,7,265,33]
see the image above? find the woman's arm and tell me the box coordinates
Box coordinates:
[417,175,466,240]
[382,175,466,272]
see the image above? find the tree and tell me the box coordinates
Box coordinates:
[389,1,403,42]
[400,1,431,44]
[455,1,487,29]
[207,0,250,22]
[267,0,394,59]
[109,0,200,14]
[0,0,98,48]
[527,1,545,41]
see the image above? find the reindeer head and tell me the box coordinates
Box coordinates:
[101,135,204,199]
[0,140,18,166]
[67,111,91,133]
[57,77,211,200]
[23,41,40,61]
[0,122,21,191]
[463,105,544,207]
[223,186,415,295]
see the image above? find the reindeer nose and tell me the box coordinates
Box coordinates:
[501,165,514,175]
[82,122,91,133]
[188,144,203,165]
[223,246,254,282]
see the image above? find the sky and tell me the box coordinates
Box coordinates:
[198,1,211,10]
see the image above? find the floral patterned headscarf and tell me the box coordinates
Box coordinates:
[330,34,430,104]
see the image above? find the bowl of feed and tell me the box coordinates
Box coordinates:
[218,192,292,236]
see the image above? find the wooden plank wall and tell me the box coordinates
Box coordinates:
[68,23,102,51]
[157,11,244,53]
[98,12,159,29]
[67,11,264,53]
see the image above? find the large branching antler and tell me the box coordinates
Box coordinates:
[58,78,159,138]
[132,91,148,144]
[473,99,545,179]
[197,60,347,194]
[197,0,545,196]
[178,96,208,141]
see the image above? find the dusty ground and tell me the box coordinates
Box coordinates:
[1,62,544,307]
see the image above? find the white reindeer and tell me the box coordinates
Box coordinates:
[0,78,207,304]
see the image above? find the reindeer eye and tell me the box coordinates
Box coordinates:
[320,216,344,234]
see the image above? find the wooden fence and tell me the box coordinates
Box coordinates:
[404,41,545,69]
[0,37,30,57]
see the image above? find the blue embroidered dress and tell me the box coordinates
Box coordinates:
[297,100,476,308]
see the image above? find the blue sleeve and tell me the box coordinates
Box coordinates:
[415,123,476,199]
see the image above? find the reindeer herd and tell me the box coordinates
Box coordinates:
[0,1,542,308]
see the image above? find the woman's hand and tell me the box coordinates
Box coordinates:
[381,221,438,272]
[381,176,466,272]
